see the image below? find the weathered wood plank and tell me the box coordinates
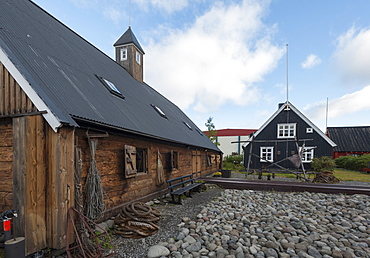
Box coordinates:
[0,62,4,115]
[15,81,21,114]
[57,127,74,248]
[25,115,38,253]
[35,115,47,250]
[46,126,74,249]
[9,76,15,114]
[4,67,9,115]
[46,125,58,248]
[12,117,26,239]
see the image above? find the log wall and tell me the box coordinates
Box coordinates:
[0,118,13,212]
[75,129,221,218]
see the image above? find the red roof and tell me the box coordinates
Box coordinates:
[203,128,257,137]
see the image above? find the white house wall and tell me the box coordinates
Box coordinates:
[218,135,250,156]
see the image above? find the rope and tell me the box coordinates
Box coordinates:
[114,202,161,239]
[84,139,106,221]
[156,150,165,186]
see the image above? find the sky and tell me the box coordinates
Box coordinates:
[32,0,370,132]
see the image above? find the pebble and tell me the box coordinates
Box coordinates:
[148,189,370,257]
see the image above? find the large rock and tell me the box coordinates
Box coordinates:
[147,245,170,258]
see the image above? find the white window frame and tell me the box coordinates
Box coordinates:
[299,146,315,163]
[260,147,274,162]
[277,123,296,138]
[136,51,141,64]
[120,48,127,61]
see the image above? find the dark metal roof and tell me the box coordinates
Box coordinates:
[113,26,145,54]
[0,0,220,152]
[327,126,370,152]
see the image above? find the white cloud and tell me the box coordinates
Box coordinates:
[304,85,370,120]
[301,54,321,69]
[145,0,284,112]
[333,26,370,85]
[133,0,189,13]
[103,7,126,24]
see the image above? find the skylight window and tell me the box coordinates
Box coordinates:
[183,121,193,130]
[96,75,124,98]
[151,104,167,119]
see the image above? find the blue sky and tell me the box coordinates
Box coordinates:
[32,0,370,132]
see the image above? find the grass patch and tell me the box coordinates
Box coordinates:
[233,169,370,182]
[332,169,370,182]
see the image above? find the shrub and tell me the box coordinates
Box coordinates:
[223,154,243,170]
[311,156,336,172]
[224,154,243,164]
[334,154,370,171]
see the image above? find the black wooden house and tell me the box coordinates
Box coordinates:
[243,101,336,171]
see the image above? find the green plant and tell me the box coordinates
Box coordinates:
[335,154,370,171]
[311,156,336,172]
[94,230,114,250]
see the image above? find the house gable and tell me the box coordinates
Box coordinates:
[243,101,336,148]
[243,101,336,170]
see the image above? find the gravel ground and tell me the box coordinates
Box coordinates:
[108,172,370,257]
[110,185,223,258]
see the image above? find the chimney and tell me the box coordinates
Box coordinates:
[114,26,145,83]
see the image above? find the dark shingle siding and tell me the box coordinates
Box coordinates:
[0,0,219,151]
[327,126,370,152]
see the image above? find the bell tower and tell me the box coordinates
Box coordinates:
[114,26,145,83]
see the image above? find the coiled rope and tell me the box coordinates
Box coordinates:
[85,139,106,221]
[114,202,161,239]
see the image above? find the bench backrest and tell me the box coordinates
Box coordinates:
[167,174,195,189]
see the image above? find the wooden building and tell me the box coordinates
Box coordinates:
[0,0,221,255]
[243,102,336,171]
[327,126,370,159]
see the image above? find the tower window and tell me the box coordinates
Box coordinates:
[120,48,127,61]
[136,51,141,64]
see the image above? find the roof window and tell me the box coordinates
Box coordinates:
[151,104,167,119]
[96,75,124,98]
[183,121,193,130]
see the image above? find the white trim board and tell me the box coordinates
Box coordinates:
[0,46,62,131]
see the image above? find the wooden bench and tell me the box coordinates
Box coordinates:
[167,174,204,204]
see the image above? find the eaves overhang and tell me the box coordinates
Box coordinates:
[0,44,64,132]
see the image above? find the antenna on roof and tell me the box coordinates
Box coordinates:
[286,44,289,103]
[128,0,131,27]
[325,97,329,132]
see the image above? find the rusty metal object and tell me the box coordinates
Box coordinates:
[199,177,370,196]
[114,202,161,239]
[312,170,340,184]
[66,207,116,258]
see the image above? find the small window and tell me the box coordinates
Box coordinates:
[124,145,148,178]
[306,128,313,133]
[277,123,296,138]
[183,121,193,130]
[299,147,315,163]
[260,147,274,162]
[151,104,167,119]
[120,48,127,61]
[96,75,124,98]
[171,150,178,170]
[136,51,141,64]
[136,147,148,173]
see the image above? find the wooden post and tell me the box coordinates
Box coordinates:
[246,135,254,179]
